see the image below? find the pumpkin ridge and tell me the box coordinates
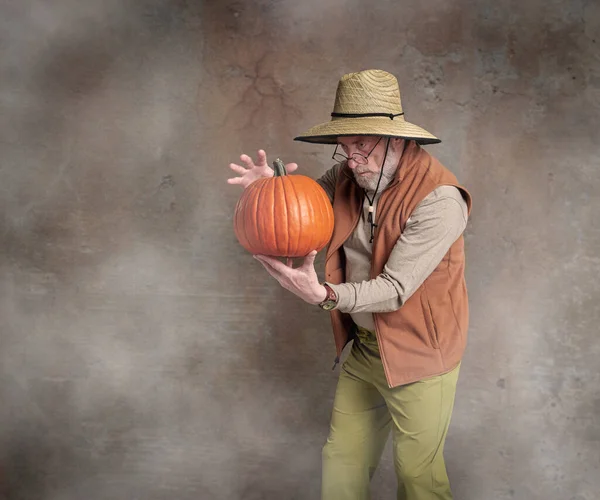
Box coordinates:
[316,180,328,250]
[253,180,266,253]
[304,178,317,255]
[239,192,252,252]
[244,189,259,251]
[311,181,323,251]
[278,176,290,256]
[286,176,303,256]
[271,177,283,256]
[310,180,328,252]
[268,179,275,255]
[265,179,275,254]
[319,182,334,250]
[235,195,250,252]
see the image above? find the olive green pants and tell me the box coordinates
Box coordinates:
[322,327,460,500]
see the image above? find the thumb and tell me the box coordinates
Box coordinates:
[285,162,299,173]
[303,250,318,268]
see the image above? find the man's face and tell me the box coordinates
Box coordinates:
[336,135,401,191]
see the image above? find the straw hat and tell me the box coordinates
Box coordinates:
[294,69,440,145]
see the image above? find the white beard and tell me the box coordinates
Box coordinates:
[353,155,399,193]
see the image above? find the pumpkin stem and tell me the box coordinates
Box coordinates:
[273,158,287,177]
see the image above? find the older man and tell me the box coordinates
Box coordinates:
[228,69,472,500]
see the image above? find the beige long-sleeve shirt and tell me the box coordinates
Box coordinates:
[316,163,469,332]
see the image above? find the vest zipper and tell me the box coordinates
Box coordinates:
[328,181,363,370]
[369,187,396,387]
[330,163,399,372]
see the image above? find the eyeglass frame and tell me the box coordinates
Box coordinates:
[331,136,383,165]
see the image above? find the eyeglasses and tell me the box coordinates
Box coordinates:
[331,137,382,165]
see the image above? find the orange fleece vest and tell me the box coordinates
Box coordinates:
[325,141,473,388]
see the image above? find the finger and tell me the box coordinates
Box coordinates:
[227,177,244,184]
[286,258,293,268]
[257,260,279,278]
[255,255,290,275]
[255,255,282,269]
[256,149,268,167]
[285,162,299,173]
[240,154,255,169]
[229,162,247,174]
[302,250,318,268]
[255,258,286,282]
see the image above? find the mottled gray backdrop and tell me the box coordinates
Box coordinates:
[1,1,599,499]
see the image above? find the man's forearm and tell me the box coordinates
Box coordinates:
[325,187,469,313]
[325,276,402,313]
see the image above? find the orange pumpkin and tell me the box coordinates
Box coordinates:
[234,159,334,257]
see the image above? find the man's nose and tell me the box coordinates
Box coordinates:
[347,157,359,169]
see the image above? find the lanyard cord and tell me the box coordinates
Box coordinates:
[364,138,391,243]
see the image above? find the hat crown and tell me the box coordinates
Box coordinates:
[293,68,440,145]
[333,69,404,116]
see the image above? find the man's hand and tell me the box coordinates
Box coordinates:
[227,150,299,189]
[254,250,327,305]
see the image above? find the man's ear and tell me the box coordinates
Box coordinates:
[391,138,405,150]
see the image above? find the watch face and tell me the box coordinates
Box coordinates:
[320,300,336,311]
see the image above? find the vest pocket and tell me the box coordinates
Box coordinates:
[420,286,440,349]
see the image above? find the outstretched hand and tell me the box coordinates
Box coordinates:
[254,250,327,305]
[227,150,299,189]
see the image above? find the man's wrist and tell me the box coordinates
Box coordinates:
[318,283,338,310]
[316,284,328,304]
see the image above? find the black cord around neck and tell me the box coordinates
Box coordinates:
[364,138,391,243]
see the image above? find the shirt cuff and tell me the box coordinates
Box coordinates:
[323,282,356,312]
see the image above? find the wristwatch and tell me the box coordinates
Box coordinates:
[318,283,338,311]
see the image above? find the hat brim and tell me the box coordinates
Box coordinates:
[294,116,441,145]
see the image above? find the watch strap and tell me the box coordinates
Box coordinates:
[318,283,338,310]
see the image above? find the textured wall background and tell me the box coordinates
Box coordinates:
[1,0,599,499]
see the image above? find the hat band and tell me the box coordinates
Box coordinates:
[331,112,404,120]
